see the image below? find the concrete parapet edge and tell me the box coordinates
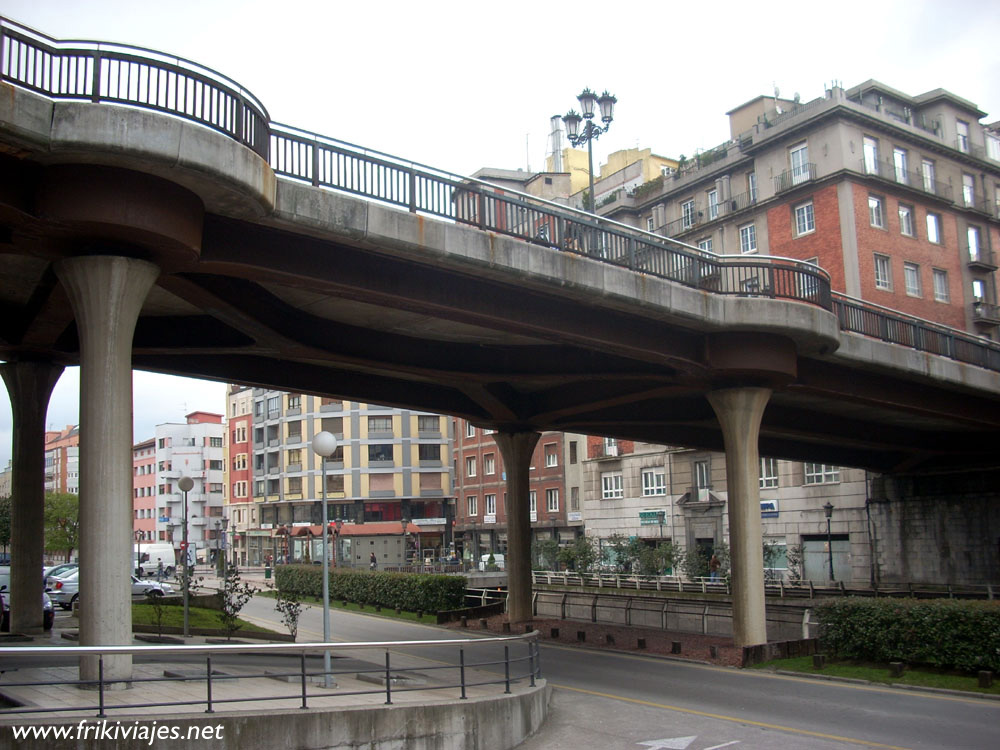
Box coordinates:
[1,681,551,750]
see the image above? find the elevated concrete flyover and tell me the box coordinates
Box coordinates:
[2,18,1000,668]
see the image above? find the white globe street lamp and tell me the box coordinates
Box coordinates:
[311,430,338,688]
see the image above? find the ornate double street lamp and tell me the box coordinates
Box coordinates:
[177,475,194,638]
[311,430,338,688]
[824,502,835,581]
[215,517,229,577]
[562,88,617,212]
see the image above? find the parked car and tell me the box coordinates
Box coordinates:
[0,566,55,631]
[48,570,173,611]
[43,562,78,587]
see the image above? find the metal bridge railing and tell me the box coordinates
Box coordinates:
[5,17,1000,372]
[0,634,540,718]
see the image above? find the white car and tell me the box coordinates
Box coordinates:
[48,570,173,610]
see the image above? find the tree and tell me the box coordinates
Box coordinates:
[0,495,11,553]
[217,566,258,640]
[680,546,710,580]
[636,542,675,577]
[273,585,303,641]
[557,536,598,573]
[604,533,643,573]
[531,539,560,571]
[44,492,79,561]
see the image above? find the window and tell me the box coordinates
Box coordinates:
[697,237,713,252]
[253,401,263,418]
[287,394,301,410]
[466,456,477,477]
[642,467,666,496]
[794,201,815,235]
[546,488,560,512]
[417,415,439,432]
[571,486,580,510]
[646,216,654,232]
[287,476,302,494]
[790,142,809,184]
[759,457,778,489]
[868,195,885,228]
[921,159,936,193]
[874,254,892,290]
[287,421,301,441]
[804,463,840,484]
[898,204,914,237]
[926,213,941,244]
[904,263,921,297]
[957,120,970,153]
[694,460,710,489]
[601,472,624,499]
[266,395,280,415]
[968,226,982,262]
[368,416,392,433]
[484,453,496,475]
[962,174,975,207]
[681,199,696,229]
[932,269,950,302]
[368,444,393,462]
[466,495,477,517]
[739,223,757,254]
[544,444,558,467]
[863,136,879,173]
[708,189,719,220]
[603,437,618,457]
[209,436,223,448]
[287,448,301,465]
[747,172,758,202]
[529,490,537,515]
[485,494,496,516]
[893,147,908,184]
[465,422,475,438]
[208,460,223,471]
[418,444,440,462]
[973,279,987,301]
[569,441,578,464]
[988,134,1000,162]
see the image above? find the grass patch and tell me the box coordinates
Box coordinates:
[131,603,273,633]
[257,589,437,624]
[749,655,1000,695]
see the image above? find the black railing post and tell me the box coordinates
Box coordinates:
[300,652,308,709]
[504,645,511,694]
[0,23,6,85]
[384,651,392,705]
[408,170,417,213]
[459,648,467,700]
[311,140,320,188]
[528,640,536,687]
[90,51,102,103]
[627,237,636,270]
[97,654,106,718]
[205,655,214,713]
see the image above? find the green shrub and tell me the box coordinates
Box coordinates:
[817,597,1000,673]
[274,565,465,613]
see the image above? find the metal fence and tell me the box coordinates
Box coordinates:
[4,17,1000,372]
[0,633,540,718]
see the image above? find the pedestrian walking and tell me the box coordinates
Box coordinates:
[369,552,377,571]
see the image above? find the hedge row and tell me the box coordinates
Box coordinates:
[274,565,465,613]
[816,597,1000,673]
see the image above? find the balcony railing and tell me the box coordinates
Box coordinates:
[955,138,985,160]
[773,163,816,193]
[972,301,1000,326]
[966,245,997,271]
[860,159,953,202]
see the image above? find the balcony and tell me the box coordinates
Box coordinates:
[773,163,816,194]
[860,159,953,202]
[972,301,1000,326]
[967,246,997,272]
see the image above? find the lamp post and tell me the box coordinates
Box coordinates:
[311,430,337,688]
[823,502,835,581]
[401,516,410,568]
[177,475,194,638]
[215,517,229,577]
[562,88,617,213]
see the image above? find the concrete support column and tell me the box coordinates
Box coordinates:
[0,361,64,633]
[55,255,159,683]
[492,430,541,624]
[707,387,771,648]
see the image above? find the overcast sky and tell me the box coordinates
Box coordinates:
[2,0,999,468]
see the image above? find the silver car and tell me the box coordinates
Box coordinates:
[48,570,172,610]
[0,566,55,630]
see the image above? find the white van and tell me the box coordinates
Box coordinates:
[134,543,177,577]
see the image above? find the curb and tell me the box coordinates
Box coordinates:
[772,669,1000,700]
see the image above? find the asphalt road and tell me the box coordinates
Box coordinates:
[238,595,1000,750]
